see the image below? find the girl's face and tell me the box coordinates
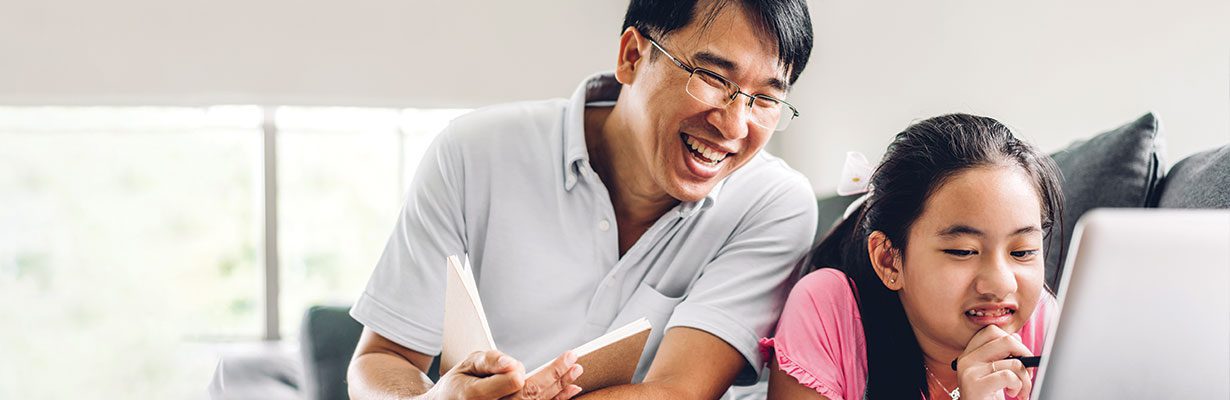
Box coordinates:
[892,165,1047,352]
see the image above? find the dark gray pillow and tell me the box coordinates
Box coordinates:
[1156,145,1230,208]
[1045,113,1165,288]
[815,194,860,240]
[300,305,441,400]
[301,305,363,400]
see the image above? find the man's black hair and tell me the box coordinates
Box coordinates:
[622,0,814,86]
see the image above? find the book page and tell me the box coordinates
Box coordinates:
[529,318,652,394]
[440,255,497,373]
[439,253,651,393]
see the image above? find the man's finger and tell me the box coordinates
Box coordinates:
[464,373,526,400]
[552,384,583,400]
[515,351,579,400]
[563,365,583,390]
[470,350,523,376]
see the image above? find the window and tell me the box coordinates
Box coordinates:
[0,105,469,398]
[275,107,401,337]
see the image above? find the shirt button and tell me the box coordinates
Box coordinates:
[598,219,611,232]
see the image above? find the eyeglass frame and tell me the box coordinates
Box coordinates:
[643,36,800,132]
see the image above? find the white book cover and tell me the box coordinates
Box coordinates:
[439,255,652,393]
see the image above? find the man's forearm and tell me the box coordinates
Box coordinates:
[348,352,435,400]
[576,381,707,400]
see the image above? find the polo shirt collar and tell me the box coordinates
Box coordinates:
[563,72,618,190]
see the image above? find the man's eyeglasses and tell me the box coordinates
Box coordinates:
[646,38,799,132]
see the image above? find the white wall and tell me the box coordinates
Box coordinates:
[0,0,622,107]
[785,0,1230,193]
[2,0,1227,193]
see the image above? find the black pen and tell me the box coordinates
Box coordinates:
[950,355,1042,371]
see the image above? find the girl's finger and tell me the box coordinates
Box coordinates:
[977,369,1024,399]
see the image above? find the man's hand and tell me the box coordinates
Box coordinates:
[955,325,1035,400]
[348,328,584,400]
[432,350,585,400]
[504,351,584,400]
[428,350,526,400]
[429,350,584,400]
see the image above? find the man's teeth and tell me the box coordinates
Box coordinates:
[966,309,1013,317]
[685,135,729,163]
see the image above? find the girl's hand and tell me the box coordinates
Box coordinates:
[954,325,1035,400]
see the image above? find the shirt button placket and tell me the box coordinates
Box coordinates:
[589,214,620,326]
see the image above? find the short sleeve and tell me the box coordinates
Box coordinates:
[349,126,467,356]
[665,174,818,383]
[761,269,867,400]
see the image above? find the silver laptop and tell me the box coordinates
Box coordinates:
[1033,209,1230,398]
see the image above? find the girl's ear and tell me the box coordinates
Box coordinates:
[868,231,904,291]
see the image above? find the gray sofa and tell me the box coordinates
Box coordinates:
[816,113,1227,290]
[213,113,1229,400]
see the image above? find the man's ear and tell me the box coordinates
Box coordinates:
[615,27,648,85]
[868,231,904,291]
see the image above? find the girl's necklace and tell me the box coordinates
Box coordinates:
[924,364,960,400]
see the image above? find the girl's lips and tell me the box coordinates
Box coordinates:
[964,305,1018,327]
[965,310,1015,327]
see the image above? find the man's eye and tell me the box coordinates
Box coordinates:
[753,96,781,108]
[1011,250,1039,258]
[943,249,977,257]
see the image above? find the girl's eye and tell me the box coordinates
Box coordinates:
[943,249,977,257]
[1011,250,1040,258]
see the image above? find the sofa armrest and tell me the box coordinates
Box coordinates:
[300,305,441,400]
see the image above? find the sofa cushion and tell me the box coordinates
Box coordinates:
[1046,113,1165,288]
[815,194,861,240]
[300,305,442,400]
[208,346,303,400]
[301,305,365,400]
[1156,145,1230,208]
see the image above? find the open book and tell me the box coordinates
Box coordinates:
[440,255,651,394]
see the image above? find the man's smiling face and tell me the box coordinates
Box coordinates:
[616,3,790,203]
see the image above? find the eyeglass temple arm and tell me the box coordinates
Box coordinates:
[647,39,693,74]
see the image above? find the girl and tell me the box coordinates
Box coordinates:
[763,114,1064,400]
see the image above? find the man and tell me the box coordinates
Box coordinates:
[348,1,817,399]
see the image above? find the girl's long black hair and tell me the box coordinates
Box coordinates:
[804,114,1065,399]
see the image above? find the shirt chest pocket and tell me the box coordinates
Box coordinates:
[609,281,686,383]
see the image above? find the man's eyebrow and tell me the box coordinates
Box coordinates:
[693,51,789,93]
[693,51,737,72]
[764,77,788,93]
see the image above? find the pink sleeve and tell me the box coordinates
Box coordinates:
[760,269,867,400]
[1018,293,1057,355]
[1002,293,1055,400]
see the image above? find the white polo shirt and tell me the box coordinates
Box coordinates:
[352,72,818,383]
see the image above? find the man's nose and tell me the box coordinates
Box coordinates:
[706,95,753,141]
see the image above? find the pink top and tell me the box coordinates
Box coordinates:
[760,268,1053,400]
